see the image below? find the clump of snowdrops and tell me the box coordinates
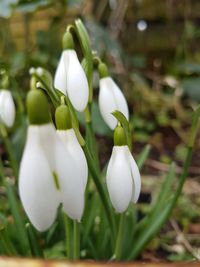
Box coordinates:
[0,19,199,261]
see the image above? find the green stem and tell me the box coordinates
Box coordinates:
[85,120,100,172]
[114,213,125,261]
[0,156,4,182]
[0,124,18,178]
[26,223,43,257]
[73,221,80,260]
[64,214,73,259]
[82,144,116,241]
[5,181,29,255]
[0,229,18,256]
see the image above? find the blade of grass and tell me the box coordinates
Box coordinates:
[26,223,43,257]
[137,144,151,170]
[135,162,176,233]
[5,180,29,255]
[128,105,200,260]
[0,228,18,255]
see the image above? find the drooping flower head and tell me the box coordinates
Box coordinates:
[54,31,89,112]
[106,124,141,213]
[19,89,87,231]
[98,63,129,130]
[0,90,15,127]
[55,104,88,192]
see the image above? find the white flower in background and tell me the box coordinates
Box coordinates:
[19,90,87,231]
[106,145,141,213]
[99,77,129,130]
[54,50,89,112]
[57,128,88,191]
[0,90,15,127]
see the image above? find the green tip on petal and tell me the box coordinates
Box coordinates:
[26,89,51,125]
[55,104,72,130]
[114,124,126,146]
[98,62,109,78]
[62,31,74,50]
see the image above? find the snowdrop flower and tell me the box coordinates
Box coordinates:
[19,90,86,231]
[106,125,141,213]
[98,63,129,130]
[54,32,89,112]
[55,104,88,192]
[0,90,15,127]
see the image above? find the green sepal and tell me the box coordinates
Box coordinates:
[26,89,51,125]
[114,124,126,146]
[98,62,109,78]
[112,110,132,149]
[55,104,72,130]
[62,31,74,50]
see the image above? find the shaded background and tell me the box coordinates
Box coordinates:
[0,0,200,261]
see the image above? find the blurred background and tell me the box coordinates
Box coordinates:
[0,0,200,261]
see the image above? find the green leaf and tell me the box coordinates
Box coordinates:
[181,77,200,102]
[137,144,151,170]
[5,181,29,255]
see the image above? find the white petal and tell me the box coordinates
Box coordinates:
[55,142,85,221]
[57,129,88,189]
[126,147,141,203]
[106,146,132,213]
[66,50,89,112]
[99,77,129,130]
[54,51,68,95]
[39,124,85,221]
[19,126,60,232]
[0,90,15,127]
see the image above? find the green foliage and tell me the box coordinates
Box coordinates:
[0,0,200,262]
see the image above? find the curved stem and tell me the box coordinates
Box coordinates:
[0,124,18,178]
[82,144,117,241]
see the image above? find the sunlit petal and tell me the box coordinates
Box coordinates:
[125,146,141,203]
[54,51,68,95]
[57,129,88,189]
[99,77,129,130]
[66,50,89,112]
[0,90,15,127]
[19,126,60,232]
[106,146,132,213]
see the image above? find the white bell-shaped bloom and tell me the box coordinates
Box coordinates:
[99,77,129,130]
[54,50,89,112]
[19,123,86,231]
[0,90,15,127]
[57,128,88,190]
[106,145,141,213]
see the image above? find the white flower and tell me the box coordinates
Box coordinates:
[0,90,15,127]
[57,128,88,190]
[98,77,129,130]
[54,50,89,112]
[106,145,141,213]
[19,123,86,231]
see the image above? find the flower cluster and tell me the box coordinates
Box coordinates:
[17,24,141,232]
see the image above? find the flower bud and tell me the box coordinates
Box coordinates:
[114,124,126,146]
[62,31,74,50]
[55,104,72,130]
[98,62,109,79]
[26,90,51,125]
